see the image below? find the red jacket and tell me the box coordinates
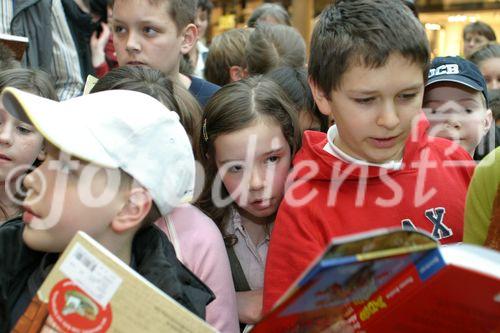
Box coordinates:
[262,116,474,313]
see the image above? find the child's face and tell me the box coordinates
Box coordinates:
[464,32,490,58]
[0,102,44,182]
[423,82,492,155]
[312,53,424,163]
[195,8,208,39]
[214,119,291,221]
[112,0,190,78]
[21,144,128,252]
[479,57,500,90]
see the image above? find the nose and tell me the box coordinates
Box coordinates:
[125,31,141,53]
[0,122,14,146]
[376,103,400,130]
[249,167,265,192]
[445,115,461,130]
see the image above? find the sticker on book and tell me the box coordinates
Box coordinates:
[49,279,112,333]
[59,242,122,307]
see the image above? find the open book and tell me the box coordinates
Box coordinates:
[12,231,217,333]
[0,33,28,60]
[252,229,500,333]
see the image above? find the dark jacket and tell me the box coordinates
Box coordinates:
[0,218,215,332]
[61,0,95,80]
[10,0,53,71]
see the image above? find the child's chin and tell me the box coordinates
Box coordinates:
[22,229,60,253]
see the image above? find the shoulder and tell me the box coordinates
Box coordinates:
[169,204,222,238]
[189,76,220,95]
[0,218,26,251]
[469,147,500,190]
[0,218,43,281]
[188,77,220,107]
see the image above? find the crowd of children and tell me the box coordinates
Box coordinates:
[0,0,499,332]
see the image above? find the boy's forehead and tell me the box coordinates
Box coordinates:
[425,82,485,104]
[336,53,424,90]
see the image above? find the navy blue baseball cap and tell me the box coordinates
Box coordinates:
[426,56,489,107]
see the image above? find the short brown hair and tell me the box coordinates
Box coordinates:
[463,21,497,42]
[309,0,430,98]
[116,0,195,33]
[204,28,251,86]
[246,24,306,75]
[0,68,57,100]
[247,3,290,28]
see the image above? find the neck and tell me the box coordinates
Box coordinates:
[237,208,273,246]
[178,73,192,89]
[98,232,134,266]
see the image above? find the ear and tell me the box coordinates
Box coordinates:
[111,187,153,234]
[308,77,333,117]
[229,66,247,82]
[483,108,494,135]
[180,23,198,55]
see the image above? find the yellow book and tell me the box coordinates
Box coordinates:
[12,231,217,333]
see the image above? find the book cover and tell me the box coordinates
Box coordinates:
[12,231,217,333]
[252,229,500,333]
[0,33,28,61]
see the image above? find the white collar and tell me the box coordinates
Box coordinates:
[322,125,403,170]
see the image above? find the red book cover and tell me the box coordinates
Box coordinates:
[252,229,500,333]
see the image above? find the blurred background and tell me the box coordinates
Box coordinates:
[207,0,500,57]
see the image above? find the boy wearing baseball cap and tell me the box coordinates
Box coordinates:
[0,88,214,332]
[423,56,493,156]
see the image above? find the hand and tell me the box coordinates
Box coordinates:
[237,289,263,324]
[90,22,111,67]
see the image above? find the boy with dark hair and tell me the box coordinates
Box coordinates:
[263,0,474,313]
[0,88,214,332]
[111,0,219,107]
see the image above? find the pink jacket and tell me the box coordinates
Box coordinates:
[156,204,239,333]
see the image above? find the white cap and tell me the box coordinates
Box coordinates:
[1,87,195,215]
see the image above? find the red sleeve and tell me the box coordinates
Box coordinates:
[94,62,110,78]
[263,197,325,314]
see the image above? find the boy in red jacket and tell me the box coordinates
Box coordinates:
[262,0,475,313]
